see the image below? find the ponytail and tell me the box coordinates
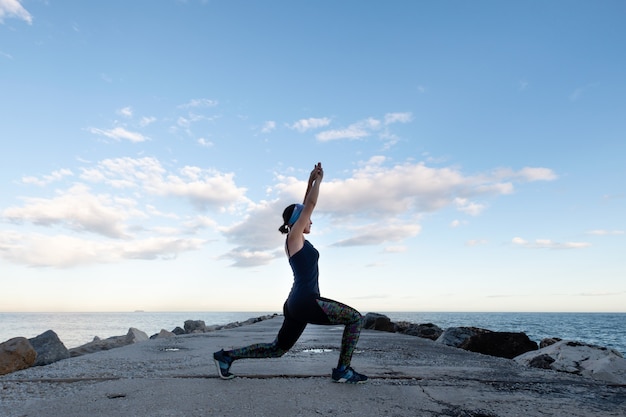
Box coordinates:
[278,203,297,234]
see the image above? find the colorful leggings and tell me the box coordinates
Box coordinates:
[225,297,362,369]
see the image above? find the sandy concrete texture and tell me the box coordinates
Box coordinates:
[1,316,624,417]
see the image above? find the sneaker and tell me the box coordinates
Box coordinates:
[213,349,235,380]
[331,367,368,384]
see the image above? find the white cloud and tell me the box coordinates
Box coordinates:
[466,239,488,247]
[81,157,248,210]
[587,229,624,236]
[139,116,157,127]
[261,121,276,133]
[197,138,213,147]
[316,117,380,141]
[316,114,410,142]
[218,248,278,267]
[454,197,486,216]
[383,245,407,253]
[117,107,133,117]
[494,167,557,182]
[384,112,412,125]
[289,117,331,133]
[179,98,218,108]
[512,237,591,250]
[87,126,149,143]
[3,184,133,239]
[21,169,73,186]
[331,224,422,247]
[0,0,32,24]
[0,231,204,268]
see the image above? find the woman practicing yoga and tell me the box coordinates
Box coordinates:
[213,162,367,383]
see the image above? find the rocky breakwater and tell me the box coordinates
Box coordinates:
[0,314,277,376]
[363,312,626,385]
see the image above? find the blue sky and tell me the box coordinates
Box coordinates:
[1,0,624,313]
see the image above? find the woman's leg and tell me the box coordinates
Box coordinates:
[315,297,363,369]
[223,303,306,361]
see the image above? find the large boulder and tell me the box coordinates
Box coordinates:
[515,340,626,384]
[0,337,37,376]
[184,320,208,333]
[461,331,538,359]
[70,327,149,357]
[396,322,443,340]
[28,330,70,366]
[436,327,492,348]
[362,313,395,332]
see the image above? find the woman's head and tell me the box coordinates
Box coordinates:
[278,203,308,234]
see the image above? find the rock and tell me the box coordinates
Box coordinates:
[154,329,175,339]
[0,337,37,376]
[70,328,149,357]
[528,353,556,369]
[515,340,626,384]
[362,313,395,332]
[396,322,443,340]
[28,330,70,366]
[436,327,492,347]
[184,320,207,333]
[125,328,149,343]
[539,337,562,348]
[461,331,538,359]
[171,326,185,335]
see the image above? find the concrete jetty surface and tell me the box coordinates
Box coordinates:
[1,316,624,417]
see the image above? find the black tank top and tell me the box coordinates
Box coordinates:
[287,239,320,302]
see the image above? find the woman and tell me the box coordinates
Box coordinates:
[213,162,367,384]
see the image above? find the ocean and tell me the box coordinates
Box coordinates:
[1,311,624,356]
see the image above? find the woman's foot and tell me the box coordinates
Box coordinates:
[213,349,235,380]
[331,367,368,384]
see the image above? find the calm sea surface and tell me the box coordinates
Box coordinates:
[1,311,624,356]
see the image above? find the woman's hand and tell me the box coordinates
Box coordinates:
[313,162,323,181]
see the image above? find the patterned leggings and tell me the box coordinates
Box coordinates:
[225,297,362,369]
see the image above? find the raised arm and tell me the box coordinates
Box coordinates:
[287,163,323,254]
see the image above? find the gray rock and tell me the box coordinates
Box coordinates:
[396,322,443,340]
[28,330,70,366]
[0,337,37,376]
[70,328,149,357]
[460,331,538,359]
[184,320,207,333]
[515,339,626,384]
[436,326,492,347]
[362,313,395,332]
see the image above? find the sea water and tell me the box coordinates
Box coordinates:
[0,311,624,356]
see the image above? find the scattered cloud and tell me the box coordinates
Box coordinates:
[139,116,157,127]
[289,117,331,132]
[87,126,149,143]
[466,239,488,247]
[0,0,32,24]
[179,98,218,108]
[316,112,411,142]
[0,155,559,269]
[587,229,624,236]
[261,121,276,133]
[384,112,412,125]
[454,197,486,216]
[494,167,557,182]
[331,224,422,247]
[0,231,205,268]
[21,169,73,186]
[512,237,591,250]
[117,107,133,118]
[197,138,213,147]
[3,184,135,239]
